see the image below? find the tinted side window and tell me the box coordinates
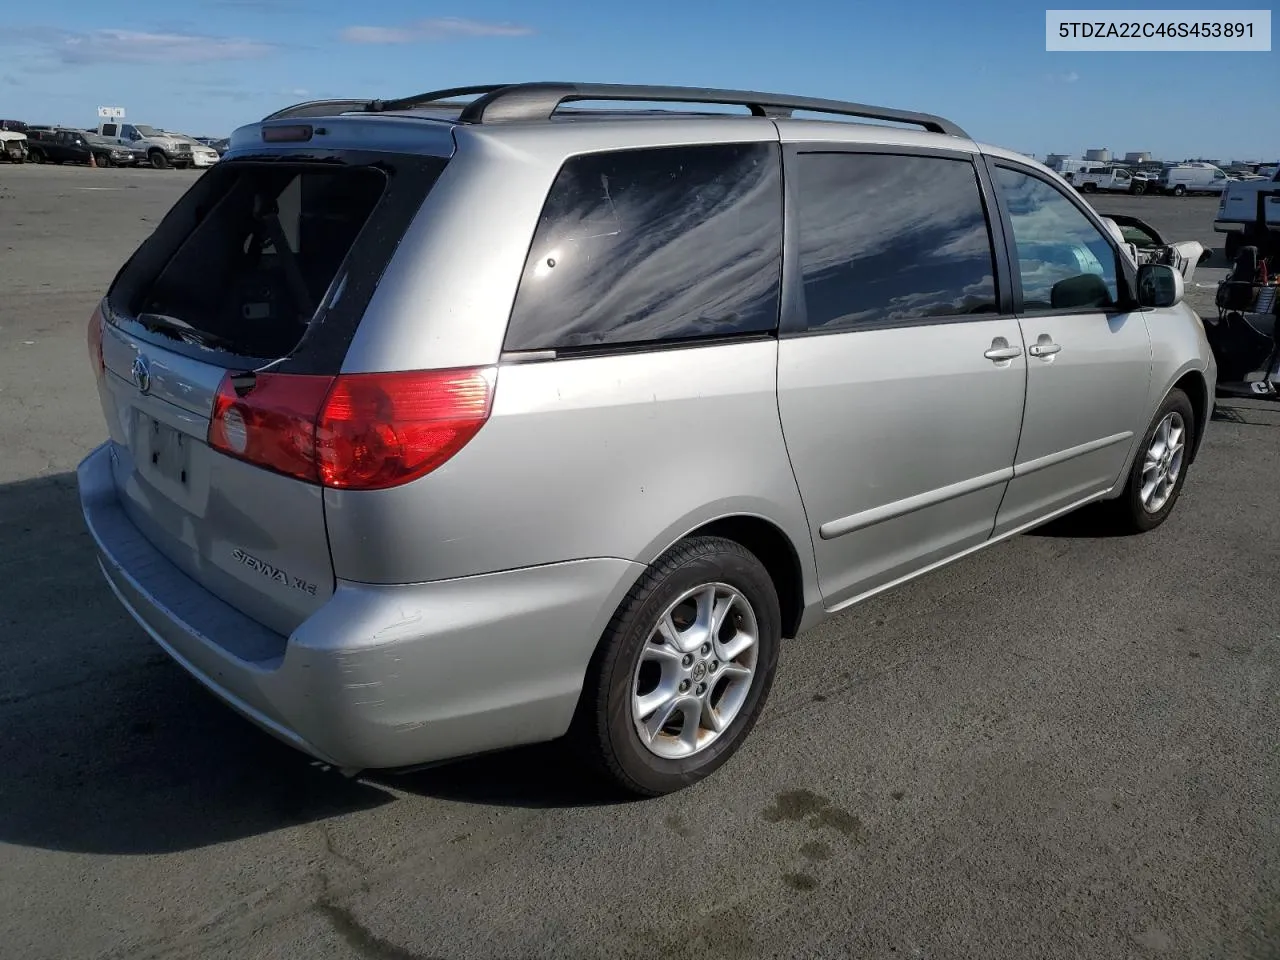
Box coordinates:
[503,143,782,352]
[793,153,998,331]
[995,166,1119,312]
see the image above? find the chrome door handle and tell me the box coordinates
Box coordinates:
[1029,342,1062,358]
[984,343,1023,361]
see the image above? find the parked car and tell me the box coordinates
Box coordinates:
[0,119,28,162]
[1159,163,1233,196]
[25,128,104,165]
[1214,166,1280,260]
[1099,212,1209,280]
[95,121,219,169]
[193,136,230,156]
[1074,165,1153,195]
[84,132,146,166]
[78,82,1217,796]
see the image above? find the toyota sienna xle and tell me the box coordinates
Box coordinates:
[77,83,1216,796]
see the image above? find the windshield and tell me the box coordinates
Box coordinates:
[133,125,161,137]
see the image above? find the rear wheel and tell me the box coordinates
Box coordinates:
[1082,182,1097,193]
[27,149,43,163]
[574,536,782,796]
[1173,184,1187,197]
[1106,388,1195,533]
[1131,182,1146,195]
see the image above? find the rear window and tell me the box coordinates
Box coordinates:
[503,142,783,353]
[128,164,384,358]
[109,154,445,369]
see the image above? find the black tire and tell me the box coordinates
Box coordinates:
[27,149,43,164]
[95,152,112,168]
[1132,182,1147,195]
[1082,182,1097,193]
[149,150,168,169]
[1173,184,1187,196]
[573,536,782,797]
[1106,388,1196,534]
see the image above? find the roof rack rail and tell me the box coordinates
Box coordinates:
[262,99,381,121]
[455,82,970,138]
[262,82,969,138]
[263,86,510,122]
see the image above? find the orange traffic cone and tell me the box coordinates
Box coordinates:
[89,153,97,168]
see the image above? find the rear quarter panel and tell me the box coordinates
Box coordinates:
[323,341,818,598]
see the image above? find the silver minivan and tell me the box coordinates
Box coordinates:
[78,83,1216,795]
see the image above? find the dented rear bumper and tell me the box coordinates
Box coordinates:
[77,442,641,771]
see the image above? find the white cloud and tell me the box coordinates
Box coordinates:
[340,17,535,44]
[7,27,274,64]
[1063,71,1081,83]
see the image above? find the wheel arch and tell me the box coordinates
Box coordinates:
[1108,359,1211,501]
[637,506,819,640]
[1172,369,1209,463]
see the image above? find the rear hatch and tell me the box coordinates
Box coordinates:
[93,136,449,635]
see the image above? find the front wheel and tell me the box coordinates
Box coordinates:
[1173,184,1187,196]
[149,151,168,169]
[573,536,782,796]
[1106,388,1196,533]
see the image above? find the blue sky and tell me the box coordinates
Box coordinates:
[1,0,1275,160]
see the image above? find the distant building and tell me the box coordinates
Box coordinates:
[1085,147,1111,162]
[1046,153,1071,171]
[1124,151,1151,164]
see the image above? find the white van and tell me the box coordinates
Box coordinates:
[1160,163,1231,196]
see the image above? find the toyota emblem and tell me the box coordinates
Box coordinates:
[131,355,151,394]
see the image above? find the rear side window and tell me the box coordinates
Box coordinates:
[503,142,783,352]
[792,152,998,331]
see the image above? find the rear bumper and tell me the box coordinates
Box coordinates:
[78,442,642,771]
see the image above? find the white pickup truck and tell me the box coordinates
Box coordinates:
[1215,168,1280,260]
[96,121,219,170]
[1074,166,1155,195]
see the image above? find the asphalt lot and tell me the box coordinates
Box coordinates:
[1,164,1277,960]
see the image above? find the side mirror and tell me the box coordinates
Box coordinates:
[1137,263,1184,308]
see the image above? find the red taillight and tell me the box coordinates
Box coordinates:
[209,373,334,482]
[317,367,496,490]
[88,305,105,381]
[207,367,495,490]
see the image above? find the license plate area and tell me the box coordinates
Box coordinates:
[136,413,192,489]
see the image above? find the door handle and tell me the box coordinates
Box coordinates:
[984,338,1023,362]
[1029,341,1062,358]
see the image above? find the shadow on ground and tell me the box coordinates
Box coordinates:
[0,472,624,858]
[1212,400,1280,427]
[1023,501,1139,539]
